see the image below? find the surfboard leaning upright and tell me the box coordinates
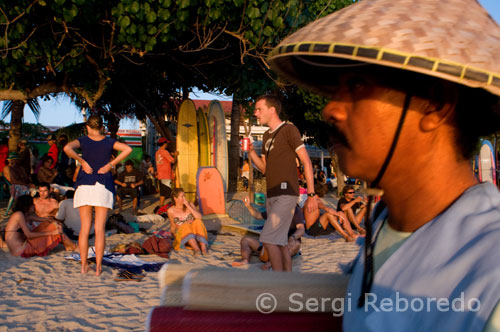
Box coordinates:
[197,108,211,167]
[478,139,497,185]
[177,99,199,202]
[208,100,228,192]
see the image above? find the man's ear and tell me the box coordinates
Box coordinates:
[419,82,458,132]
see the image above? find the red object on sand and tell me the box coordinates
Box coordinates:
[146,306,342,332]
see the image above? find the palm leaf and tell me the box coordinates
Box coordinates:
[1,98,40,121]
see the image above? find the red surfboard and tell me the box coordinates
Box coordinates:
[196,167,225,215]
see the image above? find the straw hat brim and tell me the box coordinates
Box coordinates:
[268,0,500,97]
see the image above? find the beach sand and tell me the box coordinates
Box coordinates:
[0,192,360,332]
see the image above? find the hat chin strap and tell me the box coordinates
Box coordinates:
[358,92,413,308]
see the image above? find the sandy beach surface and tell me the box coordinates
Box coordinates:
[0,192,360,332]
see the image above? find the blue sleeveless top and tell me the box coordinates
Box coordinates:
[74,136,116,194]
[343,182,500,332]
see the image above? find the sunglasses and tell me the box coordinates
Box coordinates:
[346,191,355,194]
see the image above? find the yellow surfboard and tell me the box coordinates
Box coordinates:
[177,99,199,202]
[197,108,211,167]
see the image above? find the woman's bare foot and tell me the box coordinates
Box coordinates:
[96,266,102,276]
[81,264,89,274]
[357,228,366,235]
[193,250,201,257]
[231,259,248,267]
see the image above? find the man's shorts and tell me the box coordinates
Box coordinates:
[117,187,139,199]
[159,179,172,198]
[306,218,336,236]
[259,195,297,246]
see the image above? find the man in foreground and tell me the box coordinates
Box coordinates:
[248,95,317,272]
[267,0,500,329]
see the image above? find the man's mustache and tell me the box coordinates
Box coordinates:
[327,125,350,150]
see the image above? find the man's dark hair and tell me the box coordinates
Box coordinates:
[65,190,75,199]
[291,58,500,159]
[342,185,355,195]
[256,95,282,116]
[373,66,500,159]
[13,195,34,214]
[38,182,50,191]
[125,160,134,167]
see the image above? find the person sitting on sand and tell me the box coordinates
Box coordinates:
[3,152,35,199]
[4,194,76,257]
[305,184,358,242]
[114,160,143,215]
[55,190,94,241]
[167,188,209,256]
[232,195,305,269]
[36,155,58,184]
[336,185,366,235]
[34,183,59,218]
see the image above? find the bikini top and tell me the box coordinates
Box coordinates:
[173,213,194,226]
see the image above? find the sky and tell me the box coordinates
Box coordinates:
[2,0,499,130]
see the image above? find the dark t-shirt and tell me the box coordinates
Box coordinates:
[262,123,304,198]
[262,205,305,239]
[117,169,143,187]
[337,197,362,213]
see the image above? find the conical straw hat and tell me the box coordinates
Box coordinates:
[268,0,500,97]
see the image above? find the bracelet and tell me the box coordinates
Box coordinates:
[307,193,315,197]
[108,163,115,169]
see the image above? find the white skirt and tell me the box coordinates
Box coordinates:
[74,183,114,209]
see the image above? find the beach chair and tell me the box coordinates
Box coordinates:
[146,264,345,332]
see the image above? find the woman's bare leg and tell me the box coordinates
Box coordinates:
[187,238,201,256]
[78,206,93,274]
[94,207,109,276]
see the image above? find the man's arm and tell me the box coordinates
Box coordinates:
[296,147,318,213]
[291,223,305,240]
[243,196,264,219]
[248,142,266,174]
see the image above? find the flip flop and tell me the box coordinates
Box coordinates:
[114,270,145,282]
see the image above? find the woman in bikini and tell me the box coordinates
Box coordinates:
[4,195,76,257]
[167,188,209,256]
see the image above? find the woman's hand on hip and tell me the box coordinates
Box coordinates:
[82,161,93,174]
[97,163,112,174]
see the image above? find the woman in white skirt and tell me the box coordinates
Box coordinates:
[64,115,132,275]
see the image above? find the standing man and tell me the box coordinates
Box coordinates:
[248,95,317,272]
[47,134,58,169]
[17,139,31,177]
[267,0,500,329]
[155,137,178,206]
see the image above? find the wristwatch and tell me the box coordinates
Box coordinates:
[307,193,315,197]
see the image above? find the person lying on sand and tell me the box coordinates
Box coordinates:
[232,196,304,269]
[4,194,76,257]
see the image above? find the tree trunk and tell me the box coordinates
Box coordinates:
[9,100,25,152]
[228,96,241,193]
[242,117,254,202]
[332,154,345,196]
[104,112,120,139]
